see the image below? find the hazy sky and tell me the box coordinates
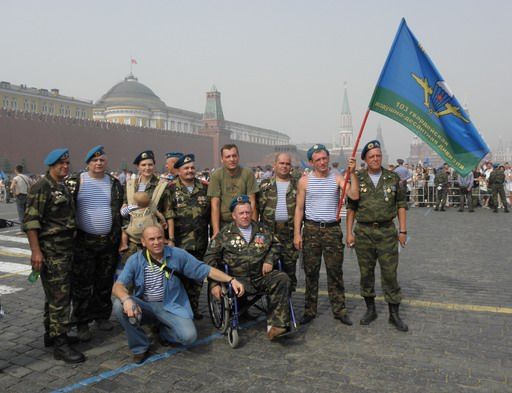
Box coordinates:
[2,0,511,161]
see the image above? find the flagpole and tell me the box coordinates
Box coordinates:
[336,107,370,220]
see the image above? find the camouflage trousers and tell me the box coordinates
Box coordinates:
[71,232,117,325]
[274,224,299,292]
[435,187,448,210]
[354,223,402,304]
[238,271,291,328]
[40,237,74,338]
[302,222,347,318]
[120,241,142,265]
[180,248,206,315]
[491,185,509,210]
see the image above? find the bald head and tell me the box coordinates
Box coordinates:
[141,225,165,257]
[274,153,292,180]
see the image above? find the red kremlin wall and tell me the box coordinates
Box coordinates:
[0,110,299,173]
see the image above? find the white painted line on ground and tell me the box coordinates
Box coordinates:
[0,234,29,244]
[0,246,31,257]
[0,261,31,276]
[0,228,19,234]
[0,284,24,295]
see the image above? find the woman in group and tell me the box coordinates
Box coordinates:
[120,150,171,263]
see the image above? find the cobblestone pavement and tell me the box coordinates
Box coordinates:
[0,202,510,392]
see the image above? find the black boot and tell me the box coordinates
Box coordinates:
[388,303,408,332]
[44,333,79,347]
[360,297,377,325]
[53,335,86,363]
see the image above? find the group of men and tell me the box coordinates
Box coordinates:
[24,140,409,365]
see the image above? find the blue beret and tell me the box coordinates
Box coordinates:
[174,153,195,169]
[361,140,381,160]
[165,152,183,159]
[307,144,329,160]
[133,150,155,165]
[229,194,250,212]
[44,148,69,166]
[85,145,105,163]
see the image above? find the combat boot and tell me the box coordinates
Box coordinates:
[360,297,377,325]
[53,335,86,363]
[388,303,408,332]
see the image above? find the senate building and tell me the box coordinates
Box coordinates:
[0,73,296,172]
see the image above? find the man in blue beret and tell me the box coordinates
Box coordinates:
[23,149,86,363]
[167,153,210,319]
[204,195,292,341]
[346,140,409,332]
[161,152,183,183]
[65,145,124,341]
[294,144,359,326]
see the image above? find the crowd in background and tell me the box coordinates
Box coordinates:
[1,159,511,210]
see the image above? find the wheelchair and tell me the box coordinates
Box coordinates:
[207,261,297,348]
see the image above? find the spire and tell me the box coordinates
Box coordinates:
[341,81,351,114]
[203,85,224,121]
[338,82,353,148]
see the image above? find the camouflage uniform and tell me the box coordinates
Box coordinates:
[168,177,210,314]
[65,173,124,325]
[23,172,76,338]
[347,168,407,304]
[258,176,299,290]
[121,174,171,263]
[434,171,449,210]
[488,168,509,212]
[203,221,290,328]
[302,221,347,318]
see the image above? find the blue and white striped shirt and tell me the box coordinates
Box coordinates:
[76,172,112,235]
[305,171,339,223]
[275,181,289,222]
[143,263,165,302]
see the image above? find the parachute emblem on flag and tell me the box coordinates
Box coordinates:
[411,73,469,123]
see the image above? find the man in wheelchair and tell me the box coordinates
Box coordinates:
[204,195,292,341]
[112,225,244,363]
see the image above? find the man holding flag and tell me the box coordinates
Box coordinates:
[336,18,490,332]
[346,141,408,332]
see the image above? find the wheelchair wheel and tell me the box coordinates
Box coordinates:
[227,326,240,348]
[207,281,230,333]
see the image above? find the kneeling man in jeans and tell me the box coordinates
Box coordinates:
[113,225,244,363]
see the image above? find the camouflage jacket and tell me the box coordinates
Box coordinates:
[488,169,505,186]
[203,221,280,279]
[23,171,76,240]
[65,172,124,241]
[434,171,449,188]
[257,176,297,229]
[347,168,406,223]
[168,177,210,252]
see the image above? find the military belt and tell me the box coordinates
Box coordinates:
[357,220,394,229]
[274,221,289,230]
[304,219,339,228]
[77,229,110,241]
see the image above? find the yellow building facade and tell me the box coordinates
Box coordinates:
[0,80,93,119]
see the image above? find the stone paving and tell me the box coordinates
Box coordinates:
[0,202,510,392]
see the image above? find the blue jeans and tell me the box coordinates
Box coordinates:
[15,194,27,224]
[113,298,197,355]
